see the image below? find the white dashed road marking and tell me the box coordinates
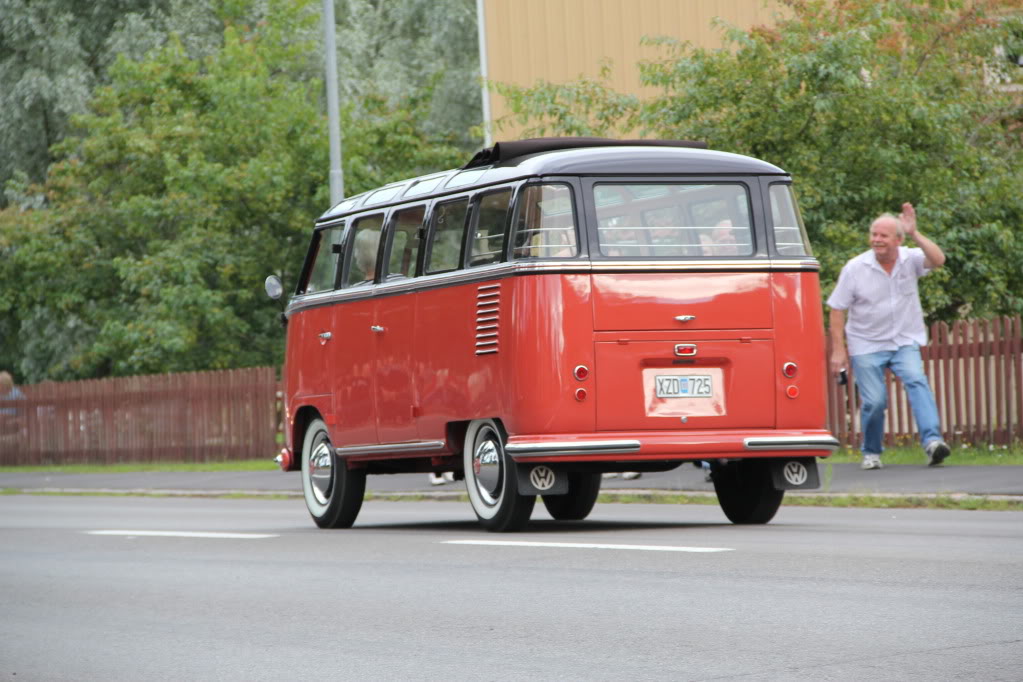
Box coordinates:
[86,530,278,539]
[443,540,733,553]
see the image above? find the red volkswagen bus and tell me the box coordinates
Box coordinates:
[266,138,839,531]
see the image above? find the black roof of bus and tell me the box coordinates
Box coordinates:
[316,138,788,223]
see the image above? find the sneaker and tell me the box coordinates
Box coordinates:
[925,440,951,467]
[622,471,642,480]
[861,454,883,470]
[601,472,619,479]
[429,473,446,486]
[442,471,456,482]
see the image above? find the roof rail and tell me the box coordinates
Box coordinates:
[463,136,708,169]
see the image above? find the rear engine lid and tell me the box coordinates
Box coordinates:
[592,273,773,331]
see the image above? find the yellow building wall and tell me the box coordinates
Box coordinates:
[481,0,784,139]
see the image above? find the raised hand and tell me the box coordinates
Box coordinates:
[900,202,917,237]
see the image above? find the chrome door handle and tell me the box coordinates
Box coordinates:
[318,332,331,346]
[675,315,696,323]
[370,325,385,333]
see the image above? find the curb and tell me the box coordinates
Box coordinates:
[6,487,1023,504]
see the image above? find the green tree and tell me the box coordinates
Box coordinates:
[0,0,466,382]
[334,0,483,149]
[0,0,237,209]
[496,0,1023,322]
[0,0,483,210]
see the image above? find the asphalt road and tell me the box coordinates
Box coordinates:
[1,495,1020,681]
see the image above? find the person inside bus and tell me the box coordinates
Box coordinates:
[351,229,381,284]
[827,202,951,471]
[700,218,740,256]
[644,208,686,256]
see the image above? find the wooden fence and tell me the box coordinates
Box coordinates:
[827,316,1023,449]
[0,367,279,466]
[0,317,1019,464]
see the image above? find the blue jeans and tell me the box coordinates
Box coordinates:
[849,345,942,456]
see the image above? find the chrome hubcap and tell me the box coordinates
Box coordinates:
[472,433,502,506]
[309,440,334,505]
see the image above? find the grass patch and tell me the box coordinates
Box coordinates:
[825,445,1023,466]
[0,459,279,474]
[783,493,1023,511]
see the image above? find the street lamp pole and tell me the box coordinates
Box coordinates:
[475,0,492,147]
[323,0,344,204]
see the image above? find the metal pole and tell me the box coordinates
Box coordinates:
[323,0,344,203]
[475,0,492,147]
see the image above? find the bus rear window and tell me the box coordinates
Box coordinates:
[594,184,753,258]
[512,184,578,258]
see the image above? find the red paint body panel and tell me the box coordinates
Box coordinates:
[503,275,596,436]
[375,292,418,443]
[592,273,774,331]
[282,270,831,467]
[414,281,505,443]
[331,298,377,445]
[771,272,829,429]
[594,339,774,430]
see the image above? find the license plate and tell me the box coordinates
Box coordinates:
[654,375,712,398]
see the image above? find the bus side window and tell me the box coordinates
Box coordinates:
[512,184,578,259]
[425,197,469,274]
[385,205,425,279]
[469,189,512,267]
[302,225,344,294]
[768,184,812,257]
[344,214,384,287]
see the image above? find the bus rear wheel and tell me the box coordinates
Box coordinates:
[463,419,535,532]
[542,471,601,520]
[711,459,784,524]
[301,418,366,529]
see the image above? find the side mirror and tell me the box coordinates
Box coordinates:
[264,275,284,300]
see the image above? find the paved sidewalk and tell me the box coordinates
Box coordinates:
[3,462,1022,497]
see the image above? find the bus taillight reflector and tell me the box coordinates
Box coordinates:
[574,365,590,381]
[782,362,798,378]
[575,388,588,401]
[785,385,800,399]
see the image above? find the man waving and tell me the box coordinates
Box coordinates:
[827,203,951,470]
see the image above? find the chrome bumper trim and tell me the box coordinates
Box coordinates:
[743,436,840,452]
[336,440,446,456]
[505,440,643,457]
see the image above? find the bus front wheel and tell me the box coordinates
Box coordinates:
[711,459,784,524]
[301,418,366,529]
[542,471,601,520]
[463,419,535,532]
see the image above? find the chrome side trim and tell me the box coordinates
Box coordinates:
[586,259,819,272]
[286,257,822,315]
[743,436,840,451]
[505,440,643,457]
[335,440,446,457]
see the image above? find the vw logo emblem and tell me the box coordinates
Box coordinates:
[783,461,808,486]
[529,465,556,491]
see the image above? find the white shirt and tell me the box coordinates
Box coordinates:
[826,246,931,357]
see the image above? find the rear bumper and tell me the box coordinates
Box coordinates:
[505,429,839,462]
